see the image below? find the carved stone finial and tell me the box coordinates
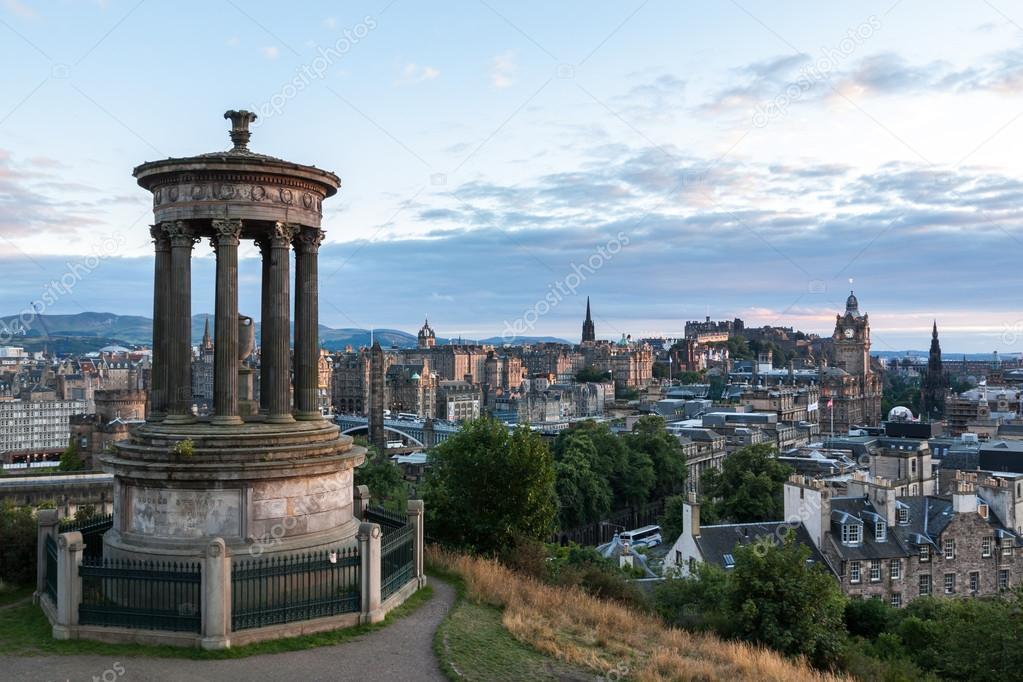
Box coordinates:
[224,110,257,151]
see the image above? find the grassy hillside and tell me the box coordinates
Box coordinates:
[428,547,844,682]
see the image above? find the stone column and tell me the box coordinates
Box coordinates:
[35,509,58,599]
[52,531,84,640]
[408,499,426,587]
[163,220,197,425]
[353,485,370,520]
[201,538,231,650]
[359,521,383,623]
[149,226,171,421]
[264,222,297,423]
[211,220,243,425]
[258,238,271,414]
[293,227,325,420]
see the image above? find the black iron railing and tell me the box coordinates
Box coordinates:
[79,558,201,632]
[365,506,407,536]
[44,533,57,604]
[231,546,361,631]
[380,523,415,601]
[59,514,113,560]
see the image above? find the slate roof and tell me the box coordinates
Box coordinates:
[695,521,833,575]
[826,497,909,560]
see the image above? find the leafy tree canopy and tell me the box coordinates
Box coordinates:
[423,415,557,554]
[700,443,792,524]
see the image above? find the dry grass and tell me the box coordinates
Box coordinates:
[428,546,846,682]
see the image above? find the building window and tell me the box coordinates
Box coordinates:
[944,539,955,560]
[890,559,901,580]
[999,569,1009,590]
[842,523,862,545]
[919,574,931,596]
[870,559,882,582]
[969,571,980,593]
[982,536,993,558]
[897,507,909,524]
[944,573,956,594]
[850,561,861,584]
[1002,543,1014,557]
[875,521,886,542]
[920,545,930,562]
[890,592,902,608]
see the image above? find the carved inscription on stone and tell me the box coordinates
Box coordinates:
[128,486,242,539]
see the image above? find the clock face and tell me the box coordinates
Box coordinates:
[843,327,855,338]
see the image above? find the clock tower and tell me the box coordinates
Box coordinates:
[822,290,882,432]
[833,290,870,376]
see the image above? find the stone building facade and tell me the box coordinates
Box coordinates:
[821,291,882,434]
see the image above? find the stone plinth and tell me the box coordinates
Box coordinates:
[100,420,365,562]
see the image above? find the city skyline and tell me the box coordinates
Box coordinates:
[2,2,1023,351]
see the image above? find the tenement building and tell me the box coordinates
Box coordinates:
[785,472,1021,606]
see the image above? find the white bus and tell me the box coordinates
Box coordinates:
[619,525,662,548]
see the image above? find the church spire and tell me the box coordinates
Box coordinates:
[201,315,213,350]
[582,297,595,343]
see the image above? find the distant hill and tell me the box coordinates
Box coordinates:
[0,312,571,351]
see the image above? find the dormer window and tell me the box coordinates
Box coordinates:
[875,521,887,542]
[842,523,862,545]
[897,507,909,524]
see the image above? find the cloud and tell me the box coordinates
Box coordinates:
[261,46,279,60]
[490,51,515,89]
[702,43,1023,121]
[7,145,1023,351]
[613,73,686,123]
[398,62,440,83]
[0,150,110,238]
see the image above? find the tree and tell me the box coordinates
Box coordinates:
[423,415,557,554]
[700,444,792,524]
[658,494,687,544]
[624,415,687,499]
[0,502,37,584]
[353,438,407,512]
[554,421,654,510]
[727,533,847,668]
[58,440,85,471]
[554,438,613,528]
[654,561,731,631]
[575,367,611,383]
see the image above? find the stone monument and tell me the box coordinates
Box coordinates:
[100,110,365,562]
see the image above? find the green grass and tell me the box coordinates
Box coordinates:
[431,569,588,682]
[1,585,432,659]
[0,584,34,607]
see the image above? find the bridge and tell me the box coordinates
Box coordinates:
[333,414,460,447]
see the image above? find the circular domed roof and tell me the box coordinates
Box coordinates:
[845,290,860,316]
[887,405,914,422]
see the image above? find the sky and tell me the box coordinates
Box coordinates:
[3,1,1023,353]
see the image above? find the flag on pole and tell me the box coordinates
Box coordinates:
[827,398,833,409]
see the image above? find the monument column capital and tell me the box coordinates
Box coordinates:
[210,219,242,249]
[161,220,199,249]
[150,225,170,250]
[293,227,325,254]
[269,221,299,247]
